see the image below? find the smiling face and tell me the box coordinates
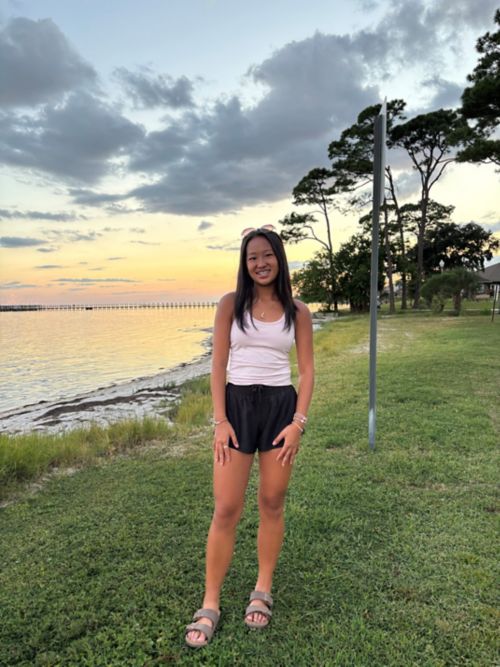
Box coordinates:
[245,234,279,287]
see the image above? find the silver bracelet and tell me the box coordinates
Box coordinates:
[293,412,308,424]
[212,417,228,426]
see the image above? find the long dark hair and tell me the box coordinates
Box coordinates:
[234,228,297,331]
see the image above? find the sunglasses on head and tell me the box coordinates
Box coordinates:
[241,224,276,238]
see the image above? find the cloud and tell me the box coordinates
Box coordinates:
[0,207,85,221]
[55,277,139,284]
[421,76,464,111]
[0,235,46,247]
[125,0,497,217]
[392,170,422,200]
[104,203,143,215]
[127,112,201,173]
[198,220,214,232]
[68,188,129,206]
[480,210,499,223]
[424,0,498,33]
[0,17,96,107]
[0,281,37,289]
[35,264,64,269]
[0,91,144,183]
[68,231,101,242]
[66,192,142,216]
[206,242,240,252]
[130,226,146,233]
[114,66,195,109]
[357,0,379,9]
[36,246,58,253]
[4,5,498,219]
[108,256,125,260]
[352,0,499,69]
[127,32,378,215]
[130,239,160,245]
[41,228,103,243]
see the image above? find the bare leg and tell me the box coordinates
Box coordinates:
[187,450,254,645]
[246,448,293,625]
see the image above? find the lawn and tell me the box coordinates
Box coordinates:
[0,313,498,666]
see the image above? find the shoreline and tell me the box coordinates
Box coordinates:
[0,348,212,436]
[0,315,331,436]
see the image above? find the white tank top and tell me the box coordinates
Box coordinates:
[227,311,295,386]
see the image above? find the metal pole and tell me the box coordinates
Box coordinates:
[492,284,498,323]
[369,101,387,451]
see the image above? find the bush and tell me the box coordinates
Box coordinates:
[421,268,480,315]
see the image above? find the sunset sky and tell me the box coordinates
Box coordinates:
[0,0,498,305]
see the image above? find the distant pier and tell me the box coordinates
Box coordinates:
[0,302,218,312]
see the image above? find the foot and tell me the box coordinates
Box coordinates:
[244,590,273,628]
[245,599,271,627]
[185,608,220,647]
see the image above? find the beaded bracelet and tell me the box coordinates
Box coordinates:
[293,412,308,424]
[212,417,228,426]
[291,420,305,434]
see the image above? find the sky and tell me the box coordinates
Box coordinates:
[0,0,499,305]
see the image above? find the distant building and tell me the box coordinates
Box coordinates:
[475,261,500,298]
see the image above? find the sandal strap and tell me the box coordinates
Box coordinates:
[185,621,214,640]
[245,603,273,619]
[249,590,273,607]
[192,608,220,625]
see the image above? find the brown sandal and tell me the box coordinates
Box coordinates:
[185,608,220,648]
[244,591,273,629]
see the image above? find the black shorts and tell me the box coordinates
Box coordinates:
[225,383,297,454]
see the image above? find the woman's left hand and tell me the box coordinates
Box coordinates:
[273,423,302,466]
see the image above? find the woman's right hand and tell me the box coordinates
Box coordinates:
[213,421,239,465]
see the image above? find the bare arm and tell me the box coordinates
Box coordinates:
[294,299,315,419]
[274,300,315,465]
[210,292,239,463]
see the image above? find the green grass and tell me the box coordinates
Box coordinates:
[170,375,212,426]
[378,297,497,316]
[0,315,498,666]
[0,377,213,503]
[0,418,175,503]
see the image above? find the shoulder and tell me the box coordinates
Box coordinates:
[293,298,312,322]
[215,292,236,320]
[219,291,236,308]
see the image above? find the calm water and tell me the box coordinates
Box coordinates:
[0,307,216,413]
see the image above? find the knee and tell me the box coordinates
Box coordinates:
[259,492,286,520]
[212,501,242,530]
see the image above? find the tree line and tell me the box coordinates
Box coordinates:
[280,11,499,314]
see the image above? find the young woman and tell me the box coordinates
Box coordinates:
[185,226,314,648]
